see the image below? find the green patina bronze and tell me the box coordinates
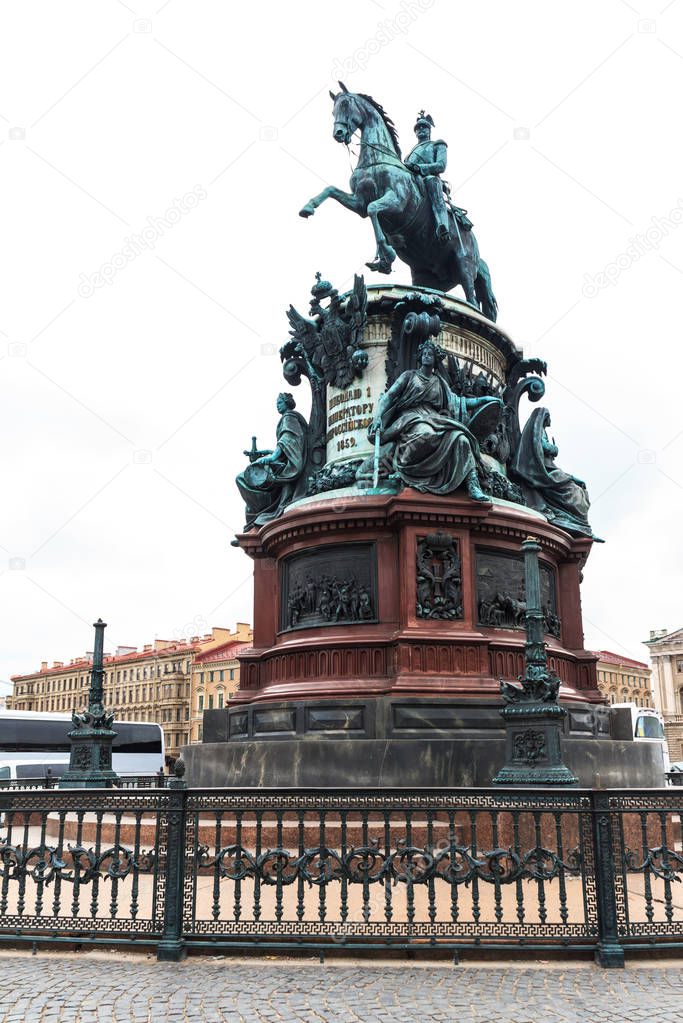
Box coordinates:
[362,338,493,501]
[60,618,118,789]
[299,84,497,319]
[511,408,602,541]
[232,87,600,546]
[236,393,308,530]
[493,538,578,786]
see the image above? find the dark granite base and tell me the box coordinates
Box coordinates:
[203,696,612,744]
[183,735,666,789]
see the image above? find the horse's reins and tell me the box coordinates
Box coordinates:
[345,132,407,171]
[343,130,428,235]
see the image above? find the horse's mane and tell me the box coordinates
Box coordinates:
[356,93,401,158]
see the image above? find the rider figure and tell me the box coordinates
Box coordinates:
[404,111,451,245]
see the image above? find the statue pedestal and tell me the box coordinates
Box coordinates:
[183,489,666,789]
[190,284,663,790]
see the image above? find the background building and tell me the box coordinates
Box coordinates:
[593,650,653,708]
[190,622,252,743]
[644,628,683,762]
[8,624,252,764]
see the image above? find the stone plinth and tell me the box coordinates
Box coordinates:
[233,490,599,706]
[184,486,627,788]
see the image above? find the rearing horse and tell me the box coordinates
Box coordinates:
[299,84,497,321]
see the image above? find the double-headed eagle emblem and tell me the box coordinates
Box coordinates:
[282,273,368,390]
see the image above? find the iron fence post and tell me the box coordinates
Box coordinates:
[157,760,187,961]
[592,790,625,968]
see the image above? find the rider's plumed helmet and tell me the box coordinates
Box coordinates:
[414,110,435,133]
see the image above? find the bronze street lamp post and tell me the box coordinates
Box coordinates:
[493,539,578,785]
[60,618,118,788]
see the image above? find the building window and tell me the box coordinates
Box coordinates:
[208,695,214,710]
[229,669,235,681]
[219,670,224,682]
[218,691,224,710]
[198,694,204,712]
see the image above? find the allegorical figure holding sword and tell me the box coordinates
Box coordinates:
[404,111,473,252]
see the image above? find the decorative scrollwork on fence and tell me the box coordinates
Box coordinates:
[193,839,582,888]
[256,849,301,886]
[388,840,435,884]
[66,844,143,884]
[198,844,257,881]
[0,842,67,886]
[0,838,154,889]
[344,839,387,884]
[624,845,683,883]
[466,847,520,884]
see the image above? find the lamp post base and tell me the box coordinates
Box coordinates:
[58,725,118,789]
[492,702,578,786]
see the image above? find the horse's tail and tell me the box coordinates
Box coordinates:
[474,258,498,322]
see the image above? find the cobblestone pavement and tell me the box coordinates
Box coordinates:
[0,950,681,1022]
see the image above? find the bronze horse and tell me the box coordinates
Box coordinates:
[300,84,498,321]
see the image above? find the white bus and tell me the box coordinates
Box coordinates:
[610,703,670,775]
[0,711,164,779]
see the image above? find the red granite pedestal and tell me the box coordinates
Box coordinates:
[183,490,663,788]
[236,490,598,706]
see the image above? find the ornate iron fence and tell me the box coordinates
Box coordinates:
[0,783,680,965]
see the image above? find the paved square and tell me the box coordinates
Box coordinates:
[0,950,681,1022]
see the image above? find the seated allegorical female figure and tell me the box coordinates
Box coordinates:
[511,407,598,539]
[236,392,308,530]
[366,339,491,500]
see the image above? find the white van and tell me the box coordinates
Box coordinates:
[610,703,670,775]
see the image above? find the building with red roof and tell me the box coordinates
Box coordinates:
[190,625,252,742]
[592,649,652,709]
[9,623,252,763]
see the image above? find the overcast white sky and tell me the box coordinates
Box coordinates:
[1,0,682,688]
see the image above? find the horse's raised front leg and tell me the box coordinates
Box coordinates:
[299,186,364,218]
[365,189,401,274]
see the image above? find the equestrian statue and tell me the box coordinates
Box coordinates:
[299,84,498,322]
